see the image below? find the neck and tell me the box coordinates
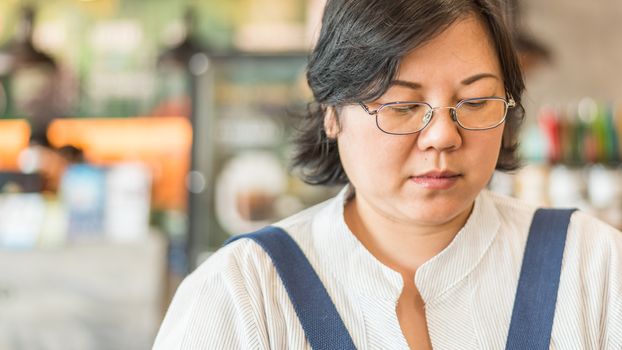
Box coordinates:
[344,194,473,275]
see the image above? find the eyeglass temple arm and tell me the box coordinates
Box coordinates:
[359,103,378,115]
[506,94,516,108]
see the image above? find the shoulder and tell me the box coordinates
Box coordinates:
[486,189,622,246]
[153,196,338,349]
[564,210,622,276]
[187,193,336,296]
[272,194,337,235]
[195,193,336,285]
[567,210,622,247]
[483,189,622,266]
[153,239,272,349]
[556,207,622,341]
[484,190,622,334]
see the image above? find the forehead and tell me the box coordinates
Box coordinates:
[396,16,501,85]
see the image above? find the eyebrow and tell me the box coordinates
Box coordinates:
[390,73,500,90]
[390,80,422,90]
[460,73,500,85]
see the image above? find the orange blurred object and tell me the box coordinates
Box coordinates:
[0,119,31,171]
[47,117,192,210]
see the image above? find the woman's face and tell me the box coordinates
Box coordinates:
[330,16,506,227]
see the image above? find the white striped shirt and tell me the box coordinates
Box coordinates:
[153,188,622,349]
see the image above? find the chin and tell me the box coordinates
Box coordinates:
[399,195,475,226]
[410,211,465,226]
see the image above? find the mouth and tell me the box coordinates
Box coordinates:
[409,170,462,190]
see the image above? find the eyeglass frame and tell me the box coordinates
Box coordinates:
[359,95,517,135]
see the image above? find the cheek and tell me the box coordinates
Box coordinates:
[337,116,413,184]
[463,127,504,173]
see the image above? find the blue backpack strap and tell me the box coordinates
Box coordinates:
[225,226,357,350]
[506,208,577,350]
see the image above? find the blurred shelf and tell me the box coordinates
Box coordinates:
[0,233,167,350]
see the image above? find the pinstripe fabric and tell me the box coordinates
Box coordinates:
[226,228,357,349]
[153,187,622,349]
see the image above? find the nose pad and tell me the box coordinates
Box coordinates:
[422,110,433,125]
[422,108,457,128]
[450,108,458,122]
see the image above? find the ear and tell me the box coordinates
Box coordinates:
[323,107,340,139]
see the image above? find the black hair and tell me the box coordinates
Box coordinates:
[292,0,525,185]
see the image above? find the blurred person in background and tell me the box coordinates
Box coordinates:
[154,0,622,349]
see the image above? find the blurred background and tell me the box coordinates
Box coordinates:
[0,0,620,349]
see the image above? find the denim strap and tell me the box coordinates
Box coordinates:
[505,208,577,349]
[226,226,357,350]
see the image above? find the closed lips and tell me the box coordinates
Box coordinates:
[412,171,461,178]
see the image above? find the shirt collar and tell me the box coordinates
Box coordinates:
[414,190,501,303]
[313,186,501,303]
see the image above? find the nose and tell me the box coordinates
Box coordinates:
[416,107,462,152]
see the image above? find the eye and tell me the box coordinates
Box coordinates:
[386,104,423,114]
[391,106,414,113]
[462,100,488,109]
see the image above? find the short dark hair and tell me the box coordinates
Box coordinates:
[291,0,525,186]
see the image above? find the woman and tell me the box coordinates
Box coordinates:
[154,0,622,349]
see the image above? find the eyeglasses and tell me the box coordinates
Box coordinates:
[359,96,516,135]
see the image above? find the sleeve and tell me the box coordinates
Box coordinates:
[152,242,270,350]
[603,229,622,348]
